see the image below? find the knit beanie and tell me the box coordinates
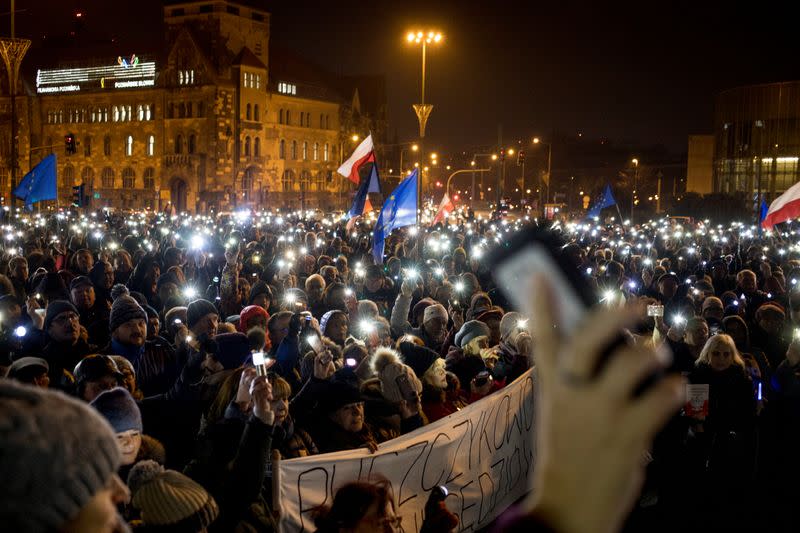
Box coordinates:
[398,341,440,380]
[212,332,251,370]
[371,346,422,404]
[109,295,147,333]
[455,320,491,348]
[128,460,219,530]
[187,299,218,329]
[43,300,79,331]
[499,312,525,343]
[110,283,130,301]
[90,387,143,434]
[317,379,364,415]
[423,303,448,324]
[0,381,121,532]
[248,280,272,305]
[320,309,346,336]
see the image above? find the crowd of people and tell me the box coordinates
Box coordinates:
[1,208,800,532]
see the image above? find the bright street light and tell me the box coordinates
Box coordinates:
[631,158,639,166]
[470,160,476,166]
[430,152,438,160]
[507,148,515,156]
[533,137,541,144]
[411,144,419,152]
[491,154,498,161]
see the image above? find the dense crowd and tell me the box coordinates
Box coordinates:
[2,208,800,532]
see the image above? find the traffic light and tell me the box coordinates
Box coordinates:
[65,134,77,155]
[517,149,525,166]
[71,184,84,207]
[499,148,505,162]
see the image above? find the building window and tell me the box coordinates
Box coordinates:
[326,115,330,129]
[81,167,94,188]
[244,72,250,87]
[186,102,192,118]
[246,103,251,120]
[254,137,261,157]
[279,109,284,124]
[125,135,133,156]
[147,135,155,156]
[101,167,114,188]
[291,140,297,160]
[314,171,325,191]
[143,167,155,190]
[103,136,111,156]
[175,135,183,154]
[254,104,260,121]
[122,167,135,189]
[178,69,195,85]
[323,143,329,161]
[279,139,285,159]
[302,141,308,160]
[196,102,203,117]
[188,134,196,154]
[137,105,144,121]
[84,136,92,157]
[62,165,74,187]
[244,136,251,157]
[278,82,297,95]
[179,103,186,118]
[313,142,319,161]
[113,106,120,122]
[281,170,293,192]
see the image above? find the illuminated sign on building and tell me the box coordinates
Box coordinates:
[36,57,156,94]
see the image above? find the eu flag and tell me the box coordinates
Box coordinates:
[586,183,617,219]
[372,169,418,264]
[14,154,58,210]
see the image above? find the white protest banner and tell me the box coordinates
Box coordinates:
[277,369,535,532]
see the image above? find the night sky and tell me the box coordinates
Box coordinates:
[9,0,800,158]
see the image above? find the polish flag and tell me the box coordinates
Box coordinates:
[432,192,455,225]
[338,134,377,184]
[762,181,800,229]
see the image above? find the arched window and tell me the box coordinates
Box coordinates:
[113,106,120,122]
[103,136,111,156]
[279,109,284,124]
[186,102,192,118]
[254,137,261,157]
[143,167,155,190]
[320,114,324,128]
[279,139,286,159]
[175,135,183,154]
[313,142,319,161]
[147,135,155,156]
[302,141,308,160]
[300,170,311,192]
[244,136,251,157]
[323,143,329,162]
[122,167,135,189]
[291,140,297,160]
[246,103,251,120]
[254,104,260,121]
[101,167,114,188]
[125,135,133,157]
[81,167,94,188]
[281,170,293,192]
[62,165,75,187]
[188,134,196,154]
[137,105,144,121]
[84,136,92,157]
[286,110,291,126]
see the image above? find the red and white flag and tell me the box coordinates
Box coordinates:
[337,134,377,184]
[762,180,800,229]
[432,192,455,225]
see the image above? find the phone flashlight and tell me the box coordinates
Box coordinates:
[252,350,270,377]
[344,288,354,297]
[757,381,763,401]
[346,357,358,367]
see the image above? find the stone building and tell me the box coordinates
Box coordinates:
[0,0,386,212]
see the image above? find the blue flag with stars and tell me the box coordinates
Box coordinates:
[586,183,617,219]
[372,168,418,264]
[14,154,58,210]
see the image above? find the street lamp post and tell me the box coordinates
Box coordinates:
[447,168,490,198]
[532,137,552,215]
[630,158,639,222]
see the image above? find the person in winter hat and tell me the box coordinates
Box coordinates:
[128,460,219,532]
[90,387,144,466]
[399,341,463,422]
[238,304,269,334]
[5,357,50,388]
[367,346,426,436]
[455,320,491,349]
[0,380,130,532]
[187,298,219,339]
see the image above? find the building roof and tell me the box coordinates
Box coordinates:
[233,47,266,70]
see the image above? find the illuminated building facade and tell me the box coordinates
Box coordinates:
[0,0,386,212]
[713,81,800,199]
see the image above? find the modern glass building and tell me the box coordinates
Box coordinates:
[714,81,800,199]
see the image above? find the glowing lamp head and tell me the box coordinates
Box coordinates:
[14,326,26,338]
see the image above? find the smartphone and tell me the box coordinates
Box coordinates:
[488,227,658,385]
[252,351,273,377]
[395,373,418,403]
[307,334,324,355]
[757,381,763,401]
[647,304,665,317]
[346,357,358,367]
